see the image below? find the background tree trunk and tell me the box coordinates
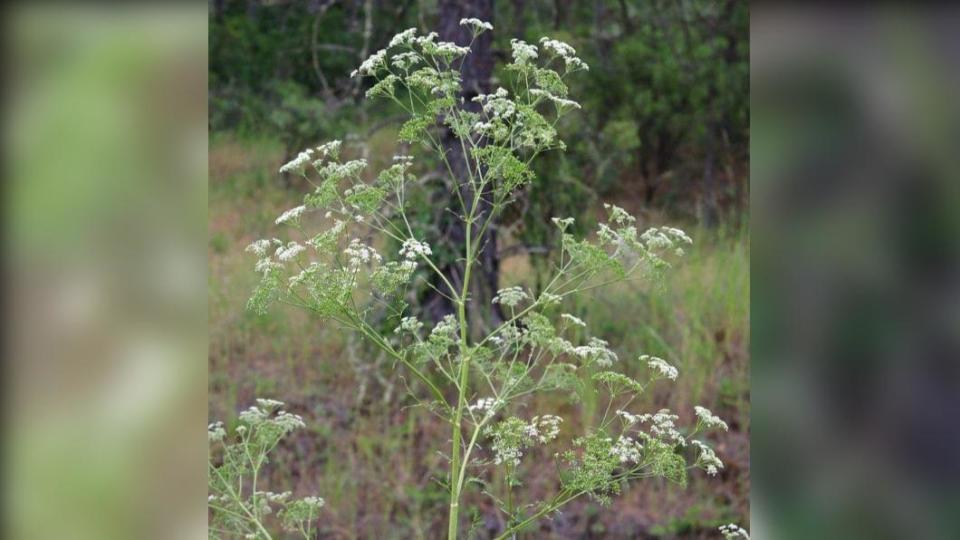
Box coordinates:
[425,0,502,332]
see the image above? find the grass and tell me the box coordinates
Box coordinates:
[209,133,749,538]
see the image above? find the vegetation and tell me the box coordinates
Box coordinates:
[209,1,748,538]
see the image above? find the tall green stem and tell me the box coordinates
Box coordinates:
[448,186,476,539]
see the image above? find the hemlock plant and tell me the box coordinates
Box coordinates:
[234,20,730,539]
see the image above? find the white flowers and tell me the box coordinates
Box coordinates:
[529,88,581,110]
[275,205,306,225]
[237,402,305,432]
[572,337,618,367]
[643,355,679,380]
[525,415,563,443]
[694,406,729,431]
[300,496,326,509]
[487,415,563,467]
[433,42,471,57]
[473,87,516,120]
[317,140,342,159]
[344,238,382,270]
[388,27,418,48]
[279,140,347,174]
[469,397,498,413]
[719,523,750,539]
[276,242,306,262]
[539,37,589,71]
[538,292,562,306]
[510,38,538,65]
[691,439,724,476]
[391,51,421,71]
[460,18,493,32]
[638,408,686,447]
[399,238,432,260]
[551,216,575,230]
[245,239,273,257]
[492,286,528,308]
[616,410,640,425]
[640,226,693,252]
[395,316,423,335]
[279,149,314,174]
[610,434,641,463]
[561,313,586,327]
[351,48,387,78]
[208,421,226,443]
[256,398,285,410]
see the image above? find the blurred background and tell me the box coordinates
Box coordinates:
[751,4,960,540]
[209,0,749,538]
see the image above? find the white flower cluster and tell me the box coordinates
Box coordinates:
[719,523,750,539]
[524,415,563,444]
[300,496,326,509]
[538,292,563,306]
[315,158,368,178]
[641,226,693,255]
[279,149,315,175]
[275,205,306,225]
[392,154,414,163]
[433,41,471,57]
[388,27,418,48]
[395,316,423,335]
[529,88,581,110]
[469,397,498,413]
[610,434,642,464]
[399,238,432,260]
[351,48,387,78]
[551,216,575,230]
[274,410,307,431]
[572,337,618,367]
[256,398,285,410]
[208,421,226,443]
[254,256,282,275]
[245,238,276,257]
[603,203,635,225]
[694,406,729,431]
[430,314,458,340]
[238,403,306,433]
[279,141,344,174]
[473,87,515,120]
[539,37,588,71]
[391,51,421,70]
[561,313,587,327]
[276,241,306,262]
[691,439,724,476]
[510,38,538,65]
[317,140,341,158]
[344,238,382,271]
[493,444,523,466]
[459,18,493,32]
[492,286,528,308]
[616,410,640,425]
[643,355,679,380]
[637,408,686,447]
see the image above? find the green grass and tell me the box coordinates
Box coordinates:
[209,134,750,538]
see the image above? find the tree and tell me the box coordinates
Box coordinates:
[427,0,502,331]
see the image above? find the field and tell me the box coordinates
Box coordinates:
[209,134,750,539]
